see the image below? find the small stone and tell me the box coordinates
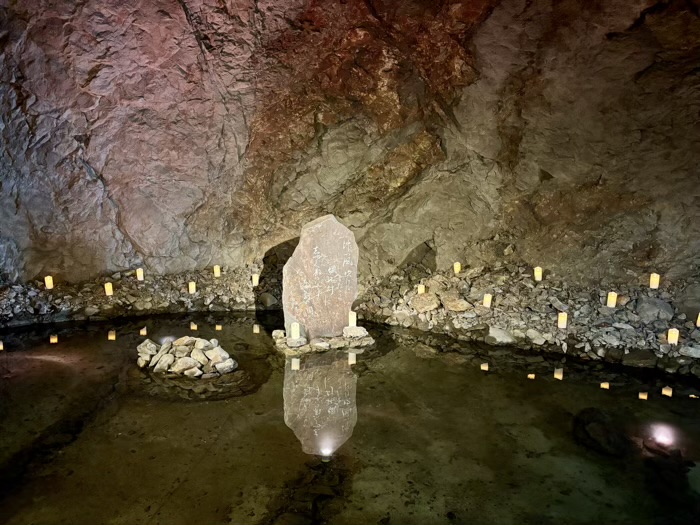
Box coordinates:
[84,306,99,316]
[201,372,219,379]
[272,330,286,340]
[526,329,546,345]
[194,338,212,350]
[153,353,175,373]
[342,326,368,338]
[137,356,150,368]
[622,349,657,368]
[286,337,308,348]
[173,345,190,358]
[485,326,515,345]
[679,345,700,359]
[310,339,331,350]
[215,358,238,374]
[184,367,203,378]
[137,339,159,355]
[636,297,674,324]
[439,291,470,312]
[170,357,199,374]
[411,293,440,313]
[550,297,569,312]
[191,347,209,366]
[173,336,196,346]
[204,346,229,364]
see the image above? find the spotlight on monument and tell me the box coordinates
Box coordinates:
[649,423,676,447]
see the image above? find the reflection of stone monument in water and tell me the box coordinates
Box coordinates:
[283,352,357,456]
[280,214,364,457]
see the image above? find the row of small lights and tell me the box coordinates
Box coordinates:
[419,264,700,345]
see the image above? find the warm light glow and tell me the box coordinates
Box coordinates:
[554,368,563,380]
[253,324,260,334]
[527,373,535,380]
[417,284,426,294]
[291,357,300,370]
[213,265,221,278]
[136,268,144,281]
[606,292,617,308]
[662,386,673,397]
[639,392,648,400]
[480,362,489,371]
[696,312,700,328]
[533,267,543,282]
[482,294,493,308]
[453,262,462,274]
[190,322,198,331]
[50,334,58,344]
[348,352,356,365]
[252,273,260,286]
[188,281,196,294]
[650,423,675,446]
[650,273,660,289]
[104,282,113,296]
[291,322,300,339]
[321,447,333,457]
[667,328,679,345]
[600,382,610,390]
[139,327,147,336]
[348,311,357,327]
[557,312,568,329]
[215,324,222,331]
[0,341,4,351]
[108,330,116,341]
[44,275,54,289]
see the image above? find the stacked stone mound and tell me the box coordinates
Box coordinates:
[273,326,375,356]
[137,336,237,379]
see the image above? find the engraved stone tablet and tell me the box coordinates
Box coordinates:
[282,215,358,340]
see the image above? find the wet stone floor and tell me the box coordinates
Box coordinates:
[1,313,699,525]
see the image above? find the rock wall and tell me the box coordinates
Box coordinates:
[1,0,699,286]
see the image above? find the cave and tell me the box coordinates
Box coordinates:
[1,1,700,523]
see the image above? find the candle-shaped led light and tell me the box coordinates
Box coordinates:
[291,357,300,371]
[417,284,426,294]
[139,326,147,336]
[107,330,116,341]
[453,262,462,275]
[0,341,4,351]
[667,328,679,345]
[480,362,489,372]
[188,281,196,294]
[639,392,648,400]
[482,294,493,308]
[348,311,357,327]
[104,282,114,296]
[696,312,700,327]
[44,275,54,289]
[554,368,564,380]
[533,267,543,282]
[136,268,144,281]
[50,334,58,344]
[253,324,260,334]
[690,394,698,399]
[557,312,568,329]
[215,324,222,331]
[527,373,535,380]
[291,322,300,339]
[650,273,660,289]
[252,273,260,286]
[213,265,221,278]
[190,322,198,331]
[662,386,673,397]
[348,352,356,365]
[606,292,617,308]
[601,382,610,390]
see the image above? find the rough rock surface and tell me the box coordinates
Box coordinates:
[282,215,358,340]
[140,337,237,378]
[1,1,699,288]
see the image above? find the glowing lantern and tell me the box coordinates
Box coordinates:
[139,327,147,336]
[696,312,700,328]
[533,267,543,282]
[557,312,568,329]
[104,282,113,296]
[417,284,426,294]
[0,341,4,351]
[606,292,617,308]
[554,368,563,380]
[252,273,260,286]
[348,311,357,327]
[453,262,461,275]
[253,324,260,334]
[188,281,196,294]
[215,324,222,331]
[600,382,610,390]
[190,322,198,331]
[136,268,144,281]
[290,322,300,339]
[44,276,54,289]
[348,352,356,365]
[50,335,58,344]
[480,362,489,372]
[662,386,673,397]
[650,273,660,289]
[482,294,493,308]
[639,392,648,400]
[667,328,679,345]
[107,330,116,341]
[291,357,300,371]
[527,373,535,380]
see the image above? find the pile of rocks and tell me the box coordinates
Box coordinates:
[272,326,375,356]
[137,336,238,379]
[356,264,700,376]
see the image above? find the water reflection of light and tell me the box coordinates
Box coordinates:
[159,336,177,345]
[649,423,675,446]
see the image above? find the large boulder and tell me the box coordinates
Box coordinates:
[636,297,674,324]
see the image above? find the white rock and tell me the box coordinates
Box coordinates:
[173,336,196,346]
[272,330,286,339]
[184,367,203,378]
[342,326,368,338]
[191,347,209,366]
[204,346,229,364]
[170,357,200,374]
[286,337,308,348]
[149,343,171,368]
[215,358,238,374]
[526,329,546,345]
[153,353,175,373]
[137,339,159,355]
[194,338,212,350]
[137,356,150,368]
[679,345,700,358]
[485,326,515,345]
[209,338,219,347]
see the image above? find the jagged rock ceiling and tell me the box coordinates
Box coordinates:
[1,0,699,284]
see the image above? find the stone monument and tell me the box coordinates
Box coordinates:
[282,215,359,340]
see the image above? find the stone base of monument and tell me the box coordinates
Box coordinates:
[272,326,375,356]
